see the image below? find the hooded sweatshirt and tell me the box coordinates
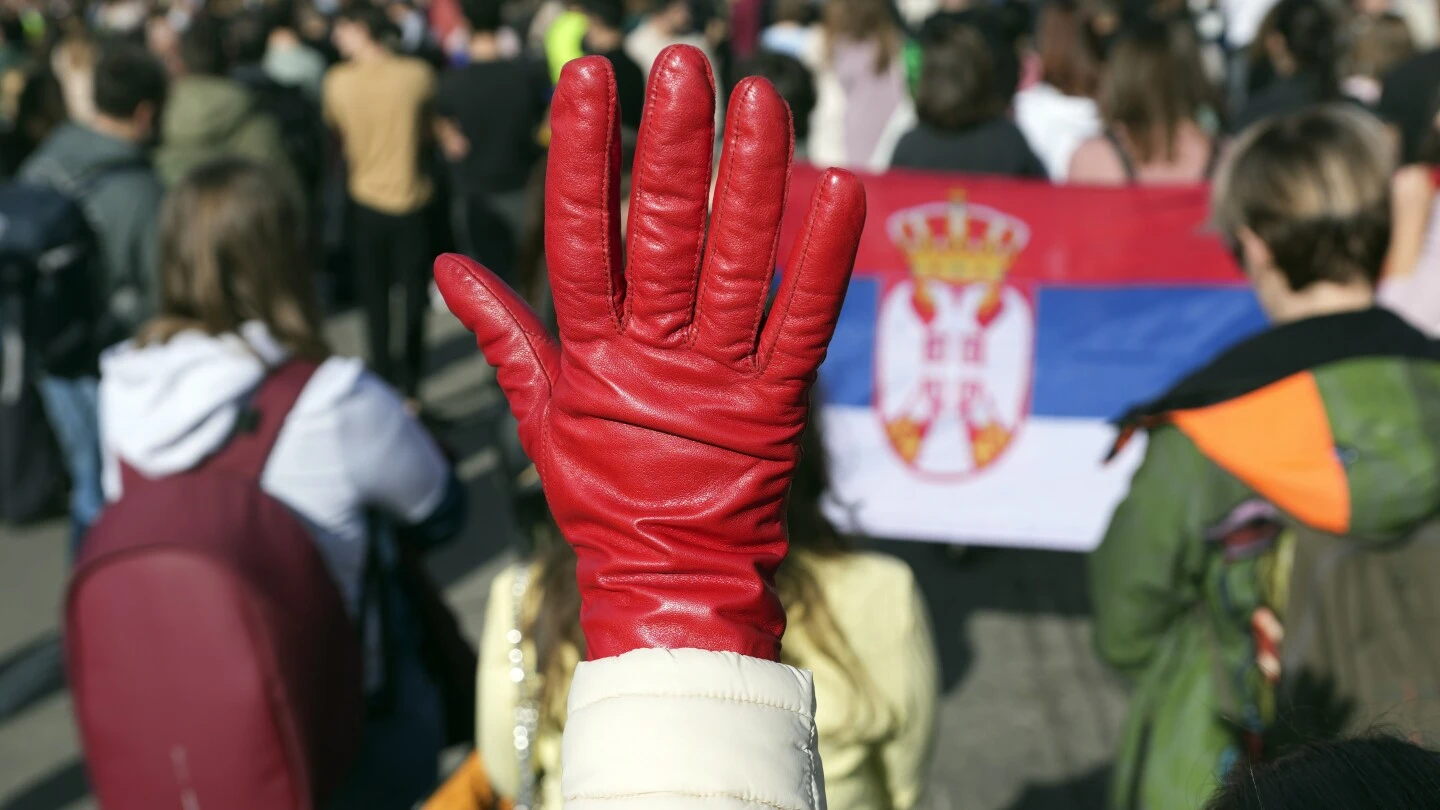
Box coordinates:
[153,75,297,187]
[99,322,453,611]
[1091,308,1440,809]
[1013,82,1102,183]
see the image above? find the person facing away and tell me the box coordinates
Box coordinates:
[1339,11,1413,107]
[98,159,465,808]
[575,0,646,130]
[891,22,1048,178]
[804,0,907,168]
[625,0,716,79]
[476,414,940,810]
[1089,105,1440,809]
[1067,19,1220,186]
[19,41,168,549]
[1377,102,1440,332]
[1232,0,1340,132]
[1206,736,1440,810]
[435,0,551,281]
[1378,0,1440,165]
[759,0,818,60]
[739,50,817,160]
[152,15,297,187]
[261,1,329,100]
[324,2,438,399]
[1012,0,1104,181]
[227,8,329,212]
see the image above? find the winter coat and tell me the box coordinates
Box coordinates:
[480,550,940,810]
[153,75,297,187]
[1090,308,1440,809]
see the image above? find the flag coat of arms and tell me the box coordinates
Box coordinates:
[778,167,1268,551]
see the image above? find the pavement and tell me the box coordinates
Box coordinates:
[0,305,1131,810]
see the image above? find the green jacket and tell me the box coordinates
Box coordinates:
[1090,308,1440,809]
[153,75,296,188]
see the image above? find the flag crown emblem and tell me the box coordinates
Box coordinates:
[887,192,1030,284]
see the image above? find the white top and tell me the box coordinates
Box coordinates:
[563,648,826,810]
[98,322,451,613]
[1013,83,1102,182]
[1220,0,1282,48]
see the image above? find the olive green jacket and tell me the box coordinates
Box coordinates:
[1090,308,1440,809]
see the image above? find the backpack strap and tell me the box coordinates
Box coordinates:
[205,359,320,481]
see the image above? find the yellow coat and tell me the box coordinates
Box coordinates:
[476,549,940,810]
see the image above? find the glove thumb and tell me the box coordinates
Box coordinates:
[434,253,559,441]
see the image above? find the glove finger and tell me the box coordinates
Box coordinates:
[434,253,559,444]
[547,55,625,346]
[757,169,866,383]
[692,76,792,367]
[623,45,716,346]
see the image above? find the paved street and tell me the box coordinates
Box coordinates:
[0,306,1130,810]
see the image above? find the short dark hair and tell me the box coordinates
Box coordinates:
[1207,737,1440,810]
[740,52,816,141]
[228,10,272,66]
[915,23,1003,132]
[461,0,503,32]
[0,11,23,46]
[337,3,396,42]
[179,15,229,76]
[577,0,625,30]
[93,41,169,119]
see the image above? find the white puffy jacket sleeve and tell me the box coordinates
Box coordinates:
[562,648,827,810]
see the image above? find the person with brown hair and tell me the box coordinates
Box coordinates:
[1234,0,1340,130]
[804,0,907,167]
[475,412,940,810]
[1014,0,1104,180]
[891,21,1047,177]
[1340,11,1413,106]
[98,159,466,806]
[1067,18,1219,185]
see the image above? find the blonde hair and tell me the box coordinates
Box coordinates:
[139,159,329,361]
[1213,105,1394,290]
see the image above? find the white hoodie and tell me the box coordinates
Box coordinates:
[98,322,451,612]
[1013,83,1102,183]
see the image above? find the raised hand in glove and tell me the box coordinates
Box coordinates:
[435,45,865,662]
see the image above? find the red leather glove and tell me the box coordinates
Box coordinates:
[435,45,865,661]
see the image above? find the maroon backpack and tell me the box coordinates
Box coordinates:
[66,360,364,810]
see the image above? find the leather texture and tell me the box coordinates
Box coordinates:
[562,648,824,810]
[435,45,865,660]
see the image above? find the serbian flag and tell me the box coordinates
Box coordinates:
[778,166,1267,551]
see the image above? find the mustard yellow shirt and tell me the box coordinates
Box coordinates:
[477,550,940,810]
[323,54,435,214]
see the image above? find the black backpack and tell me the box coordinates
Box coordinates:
[0,182,107,380]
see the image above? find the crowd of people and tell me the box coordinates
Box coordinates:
[0,0,1439,804]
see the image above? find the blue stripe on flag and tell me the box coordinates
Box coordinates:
[1032,286,1266,420]
[817,276,877,406]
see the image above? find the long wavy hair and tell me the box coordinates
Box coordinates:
[523,407,879,736]
[137,159,329,361]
